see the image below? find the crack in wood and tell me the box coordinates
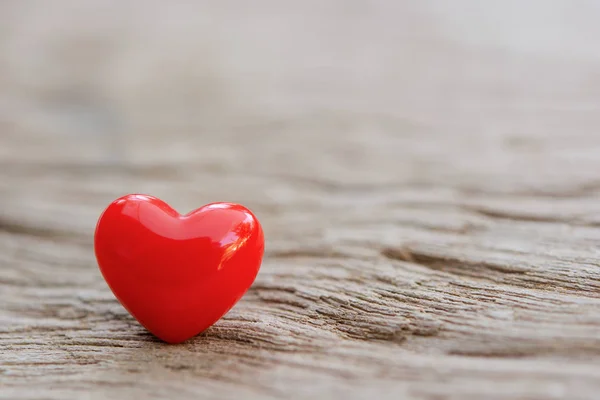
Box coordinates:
[380,247,528,276]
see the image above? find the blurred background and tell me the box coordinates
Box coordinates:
[1,0,600,221]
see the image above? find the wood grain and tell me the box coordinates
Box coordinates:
[1,1,600,399]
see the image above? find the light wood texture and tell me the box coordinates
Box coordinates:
[1,1,600,399]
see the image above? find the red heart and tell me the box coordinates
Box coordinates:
[93,194,265,344]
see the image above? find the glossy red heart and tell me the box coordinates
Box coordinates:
[94,194,264,344]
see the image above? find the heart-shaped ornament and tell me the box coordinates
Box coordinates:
[94,194,265,343]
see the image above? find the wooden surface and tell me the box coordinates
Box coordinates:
[2,1,600,399]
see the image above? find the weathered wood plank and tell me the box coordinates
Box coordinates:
[1,1,600,399]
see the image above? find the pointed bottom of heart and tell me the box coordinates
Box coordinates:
[113,292,247,344]
[107,286,249,343]
[125,305,235,344]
